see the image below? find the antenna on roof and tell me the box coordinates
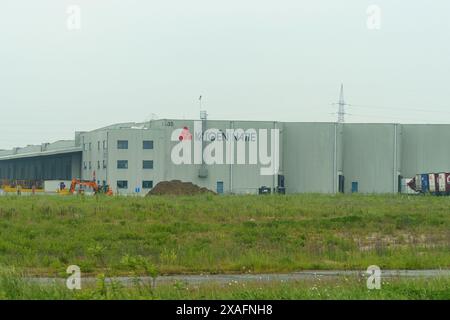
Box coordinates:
[144,113,158,122]
[199,95,207,120]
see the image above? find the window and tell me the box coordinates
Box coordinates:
[83,161,87,170]
[89,142,92,151]
[97,161,100,169]
[103,160,107,169]
[143,160,153,169]
[88,161,92,169]
[98,141,100,150]
[84,143,88,151]
[117,160,128,169]
[117,140,128,149]
[143,140,154,149]
[142,181,153,189]
[103,140,107,149]
[117,180,128,189]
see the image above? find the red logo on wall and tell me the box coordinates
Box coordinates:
[179,127,192,141]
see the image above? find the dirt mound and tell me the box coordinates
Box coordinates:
[147,180,216,196]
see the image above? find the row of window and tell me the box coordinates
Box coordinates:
[117,180,153,189]
[117,140,154,150]
[83,160,154,170]
[84,140,154,151]
[117,160,153,169]
[83,160,107,170]
[84,140,107,151]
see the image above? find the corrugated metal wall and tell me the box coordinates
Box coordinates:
[401,124,450,178]
[283,123,337,193]
[343,124,400,193]
[0,152,81,181]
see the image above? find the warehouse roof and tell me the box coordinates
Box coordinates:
[0,140,81,161]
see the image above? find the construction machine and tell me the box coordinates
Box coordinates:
[64,179,113,195]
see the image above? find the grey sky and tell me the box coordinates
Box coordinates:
[1,0,449,149]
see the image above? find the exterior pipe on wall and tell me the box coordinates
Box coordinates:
[333,123,337,194]
[393,124,397,193]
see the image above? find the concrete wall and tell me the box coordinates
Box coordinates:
[80,127,163,195]
[80,130,109,184]
[157,119,280,194]
[159,119,233,194]
[79,119,283,195]
[107,128,162,195]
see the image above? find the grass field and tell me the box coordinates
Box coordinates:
[0,194,448,277]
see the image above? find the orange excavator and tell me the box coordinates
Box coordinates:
[68,179,113,195]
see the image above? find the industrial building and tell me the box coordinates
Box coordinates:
[1,119,450,195]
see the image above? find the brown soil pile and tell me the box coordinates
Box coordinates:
[146,180,216,196]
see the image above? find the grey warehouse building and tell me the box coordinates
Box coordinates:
[1,119,449,195]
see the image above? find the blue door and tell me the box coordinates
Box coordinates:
[351,181,358,193]
[216,181,224,194]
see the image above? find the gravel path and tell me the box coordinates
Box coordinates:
[26,269,450,286]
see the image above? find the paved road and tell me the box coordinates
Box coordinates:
[27,269,450,286]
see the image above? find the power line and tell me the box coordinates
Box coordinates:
[346,112,450,123]
[347,103,450,115]
[331,84,352,123]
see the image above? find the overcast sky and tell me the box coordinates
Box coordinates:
[1,0,450,149]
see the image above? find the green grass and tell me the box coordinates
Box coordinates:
[0,194,448,276]
[0,268,448,300]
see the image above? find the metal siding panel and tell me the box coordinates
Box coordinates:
[343,124,396,193]
[283,123,335,193]
[401,125,450,178]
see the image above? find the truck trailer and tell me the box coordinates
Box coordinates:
[408,172,450,195]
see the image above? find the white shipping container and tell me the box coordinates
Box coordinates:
[438,173,447,192]
[429,174,436,192]
[415,174,422,192]
[44,180,71,193]
[401,178,419,194]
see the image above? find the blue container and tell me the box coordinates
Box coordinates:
[421,174,429,192]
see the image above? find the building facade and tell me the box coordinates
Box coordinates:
[1,119,450,195]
